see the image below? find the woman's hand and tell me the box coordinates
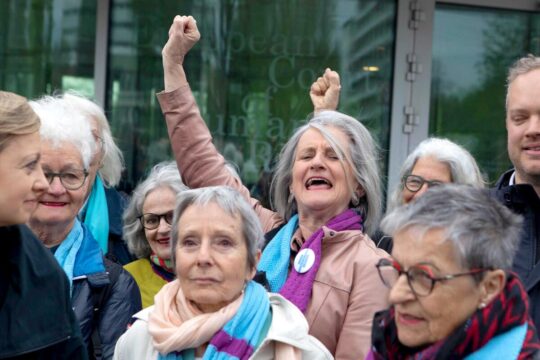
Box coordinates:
[162,15,200,91]
[310,68,341,113]
[162,15,201,65]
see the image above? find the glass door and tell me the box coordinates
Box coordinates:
[429,3,540,183]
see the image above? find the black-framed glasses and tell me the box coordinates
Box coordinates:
[44,169,88,190]
[375,258,488,297]
[402,174,444,193]
[138,211,174,230]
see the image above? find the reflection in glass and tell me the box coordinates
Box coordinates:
[107,0,397,196]
[0,0,96,98]
[430,4,540,183]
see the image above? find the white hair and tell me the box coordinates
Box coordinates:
[382,185,522,272]
[30,95,95,169]
[62,92,124,187]
[388,137,485,210]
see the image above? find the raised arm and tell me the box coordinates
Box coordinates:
[162,15,199,91]
[310,68,341,113]
[157,15,282,232]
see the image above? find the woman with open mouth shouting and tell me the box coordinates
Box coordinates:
[155,15,390,360]
[123,161,188,308]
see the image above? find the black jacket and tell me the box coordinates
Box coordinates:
[0,225,87,359]
[491,169,540,328]
[68,225,141,360]
[103,187,133,265]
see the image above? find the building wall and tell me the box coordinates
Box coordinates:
[0,0,538,205]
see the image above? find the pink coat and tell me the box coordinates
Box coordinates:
[157,86,390,360]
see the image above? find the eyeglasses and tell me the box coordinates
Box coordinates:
[138,211,174,230]
[375,258,487,297]
[402,174,444,193]
[44,169,88,190]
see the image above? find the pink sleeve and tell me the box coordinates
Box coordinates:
[335,245,390,360]
[156,86,283,233]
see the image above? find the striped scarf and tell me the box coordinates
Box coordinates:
[149,253,175,282]
[149,280,270,360]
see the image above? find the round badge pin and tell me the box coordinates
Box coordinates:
[294,249,316,274]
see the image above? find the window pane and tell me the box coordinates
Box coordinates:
[0,0,96,98]
[107,0,396,197]
[430,4,540,183]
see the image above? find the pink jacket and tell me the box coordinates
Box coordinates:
[157,85,390,360]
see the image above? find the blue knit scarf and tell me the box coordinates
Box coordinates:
[257,214,299,292]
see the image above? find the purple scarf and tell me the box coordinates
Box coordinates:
[280,209,363,312]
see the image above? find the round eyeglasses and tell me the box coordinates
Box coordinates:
[402,174,444,193]
[44,169,88,190]
[375,258,488,297]
[138,211,174,230]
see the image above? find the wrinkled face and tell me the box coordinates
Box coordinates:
[175,202,255,313]
[506,68,540,185]
[291,126,360,218]
[0,132,48,226]
[389,228,483,348]
[30,141,89,231]
[401,156,452,204]
[142,186,176,260]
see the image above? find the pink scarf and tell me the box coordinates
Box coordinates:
[148,280,302,359]
[148,280,242,354]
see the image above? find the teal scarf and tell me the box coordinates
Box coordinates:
[81,175,109,254]
[54,219,84,295]
[257,214,299,292]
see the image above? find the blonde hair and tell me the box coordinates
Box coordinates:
[0,91,40,151]
[506,54,540,109]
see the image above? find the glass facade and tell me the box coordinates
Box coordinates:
[7,1,536,197]
[106,0,397,197]
[0,0,96,99]
[430,4,540,183]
